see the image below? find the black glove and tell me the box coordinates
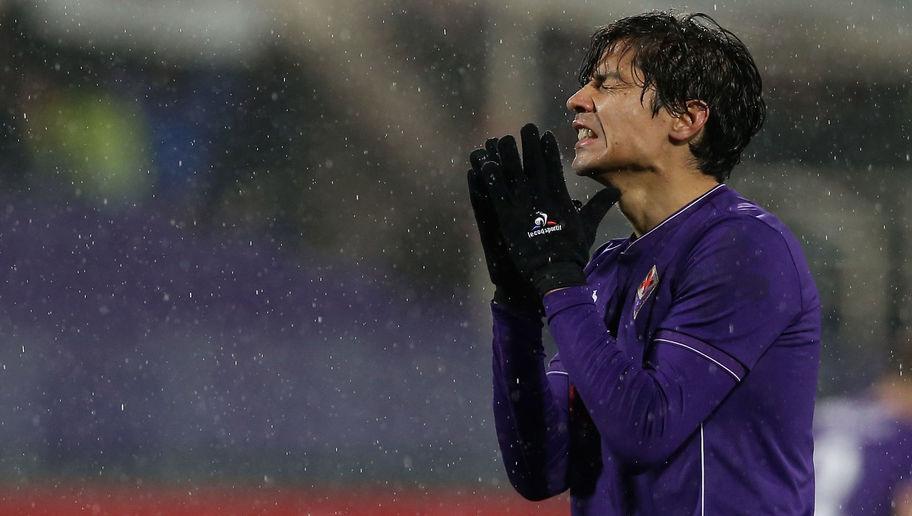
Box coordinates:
[467,138,543,314]
[483,123,620,297]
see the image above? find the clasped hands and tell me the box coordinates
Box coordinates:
[467,123,620,314]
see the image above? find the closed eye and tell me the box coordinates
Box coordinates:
[591,71,625,90]
[601,78,634,92]
[599,81,626,92]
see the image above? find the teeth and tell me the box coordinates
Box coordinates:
[577,128,596,141]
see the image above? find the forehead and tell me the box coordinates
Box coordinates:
[594,44,638,78]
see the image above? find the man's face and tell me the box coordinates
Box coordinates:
[567,47,672,176]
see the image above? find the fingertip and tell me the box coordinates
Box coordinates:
[497,135,518,158]
[470,148,488,169]
[521,123,540,138]
[541,131,563,157]
[520,124,541,156]
[481,160,500,175]
[485,137,499,157]
[540,130,557,145]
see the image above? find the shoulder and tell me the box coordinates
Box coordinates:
[688,187,808,270]
[675,189,814,307]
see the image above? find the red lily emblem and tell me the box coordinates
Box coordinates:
[633,265,659,320]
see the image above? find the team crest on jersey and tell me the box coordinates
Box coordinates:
[632,265,659,320]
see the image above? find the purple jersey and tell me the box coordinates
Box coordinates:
[814,396,912,516]
[491,184,821,514]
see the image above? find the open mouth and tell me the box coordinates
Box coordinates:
[575,127,598,147]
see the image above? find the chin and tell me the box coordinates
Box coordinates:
[573,164,601,178]
[570,159,594,176]
[572,151,612,177]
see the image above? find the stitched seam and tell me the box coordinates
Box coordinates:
[654,338,742,382]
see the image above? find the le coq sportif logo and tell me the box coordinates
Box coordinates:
[528,211,562,238]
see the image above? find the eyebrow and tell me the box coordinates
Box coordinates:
[591,69,622,82]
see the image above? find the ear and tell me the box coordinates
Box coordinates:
[669,100,709,143]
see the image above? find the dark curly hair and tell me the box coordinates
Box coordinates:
[577,12,766,182]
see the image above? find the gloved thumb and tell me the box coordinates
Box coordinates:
[578,186,621,242]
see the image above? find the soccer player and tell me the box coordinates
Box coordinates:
[467,12,821,514]
[815,328,912,515]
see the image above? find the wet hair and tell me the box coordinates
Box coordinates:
[577,12,766,182]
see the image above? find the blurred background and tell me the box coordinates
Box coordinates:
[0,0,909,513]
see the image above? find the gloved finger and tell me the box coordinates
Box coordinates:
[468,167,511,285]
[468,167,506,246]
[470,148,488,172]
[484,158,534,210]
[496,135,523,190]
[481,160,510,207]
[467,169,484,220]
[485,137,500,163]
[540,130,574,206]
[469,164,501,220]
[520,123,549,199]
[578,186,622,232]
[467,167,488,207]
[541,130,564,175]
[470,162,510,227]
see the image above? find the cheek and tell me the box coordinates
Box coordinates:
[593,98,642,133]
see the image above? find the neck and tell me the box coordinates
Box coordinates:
[598,167,720,237]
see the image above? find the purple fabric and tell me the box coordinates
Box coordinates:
[815,396,912,516]
[490,303,567,498]
[491,185,821,514]
[491,302,628,514]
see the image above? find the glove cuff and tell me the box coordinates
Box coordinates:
[532,263,586,297]
[493,287,544,316]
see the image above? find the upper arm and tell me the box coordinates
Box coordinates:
[655,217,803,375]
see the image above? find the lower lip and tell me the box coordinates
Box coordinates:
[574,137,598,149]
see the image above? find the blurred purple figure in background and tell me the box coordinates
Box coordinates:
[816,328,912,515]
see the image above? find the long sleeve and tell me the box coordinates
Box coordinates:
[491,302,570,500]
[543,287,738,467]
[543,218,804,468]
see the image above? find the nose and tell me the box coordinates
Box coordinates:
[566,84,594,113]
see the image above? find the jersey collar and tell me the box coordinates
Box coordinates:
[620,183,728,259]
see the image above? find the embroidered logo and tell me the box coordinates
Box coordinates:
[632,265,659,320]
[527,211,562,238]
